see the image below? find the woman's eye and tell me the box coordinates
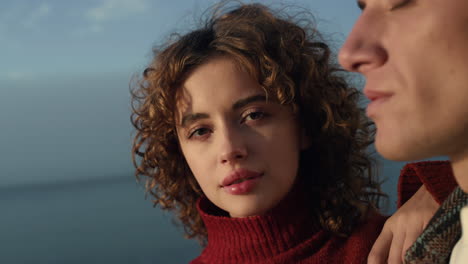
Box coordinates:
[189,127,211,139]
[242,111,266,123]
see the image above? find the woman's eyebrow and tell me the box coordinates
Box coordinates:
[232,94,267,110]
[180,94,267,127]
[180,113,209,128]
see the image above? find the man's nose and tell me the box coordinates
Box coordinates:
[339,11,388,74]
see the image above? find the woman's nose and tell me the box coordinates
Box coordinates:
[218,126,248,165]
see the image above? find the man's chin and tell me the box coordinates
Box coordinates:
[375,140,432,162]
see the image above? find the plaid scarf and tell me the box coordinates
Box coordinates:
[405,187,468,264]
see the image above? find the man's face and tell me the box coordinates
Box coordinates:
[339,0,468,162]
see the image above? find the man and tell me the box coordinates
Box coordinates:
[339,0,468,263]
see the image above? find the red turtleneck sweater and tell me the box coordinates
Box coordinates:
[191,161,457,264]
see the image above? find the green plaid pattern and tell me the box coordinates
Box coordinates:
[405,187,468,264]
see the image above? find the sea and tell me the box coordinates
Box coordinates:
[0,177,200,264]
[0,158,424,264]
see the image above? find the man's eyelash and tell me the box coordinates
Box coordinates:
[391,0,412,11]
[357,1,365,11]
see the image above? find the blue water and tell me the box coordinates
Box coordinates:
[0,177,200,264]
[1,157,444,263]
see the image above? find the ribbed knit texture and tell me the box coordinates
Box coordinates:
[190,161,455,264]
[398,161,457,207]
[191,191,387,264]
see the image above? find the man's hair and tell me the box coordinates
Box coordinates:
[131,3,383,245]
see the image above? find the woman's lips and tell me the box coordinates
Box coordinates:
[221,169,263,195]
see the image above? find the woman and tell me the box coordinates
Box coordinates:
[131,3,455,263]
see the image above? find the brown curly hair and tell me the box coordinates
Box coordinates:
[131,2,383,245]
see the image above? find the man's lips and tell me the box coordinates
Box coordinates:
[221,169,263,187]
[364,89,393,102]
[364,89,393,117]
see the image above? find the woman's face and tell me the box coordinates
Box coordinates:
[176,56,305,218]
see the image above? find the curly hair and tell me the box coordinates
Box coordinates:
[131,3,383,245]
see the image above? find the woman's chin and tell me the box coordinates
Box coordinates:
[224,199,273,218]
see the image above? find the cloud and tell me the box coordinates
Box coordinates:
[80,0,149,35]
[0,3,51,33]
[3,71,30,81]
[21,3,51,29]
[89,24,104,33]
[86,0,149,22]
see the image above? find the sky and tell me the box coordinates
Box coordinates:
[0,0,360,79]
[0,0,363,187]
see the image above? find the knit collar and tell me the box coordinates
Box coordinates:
[196,189,323,263]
